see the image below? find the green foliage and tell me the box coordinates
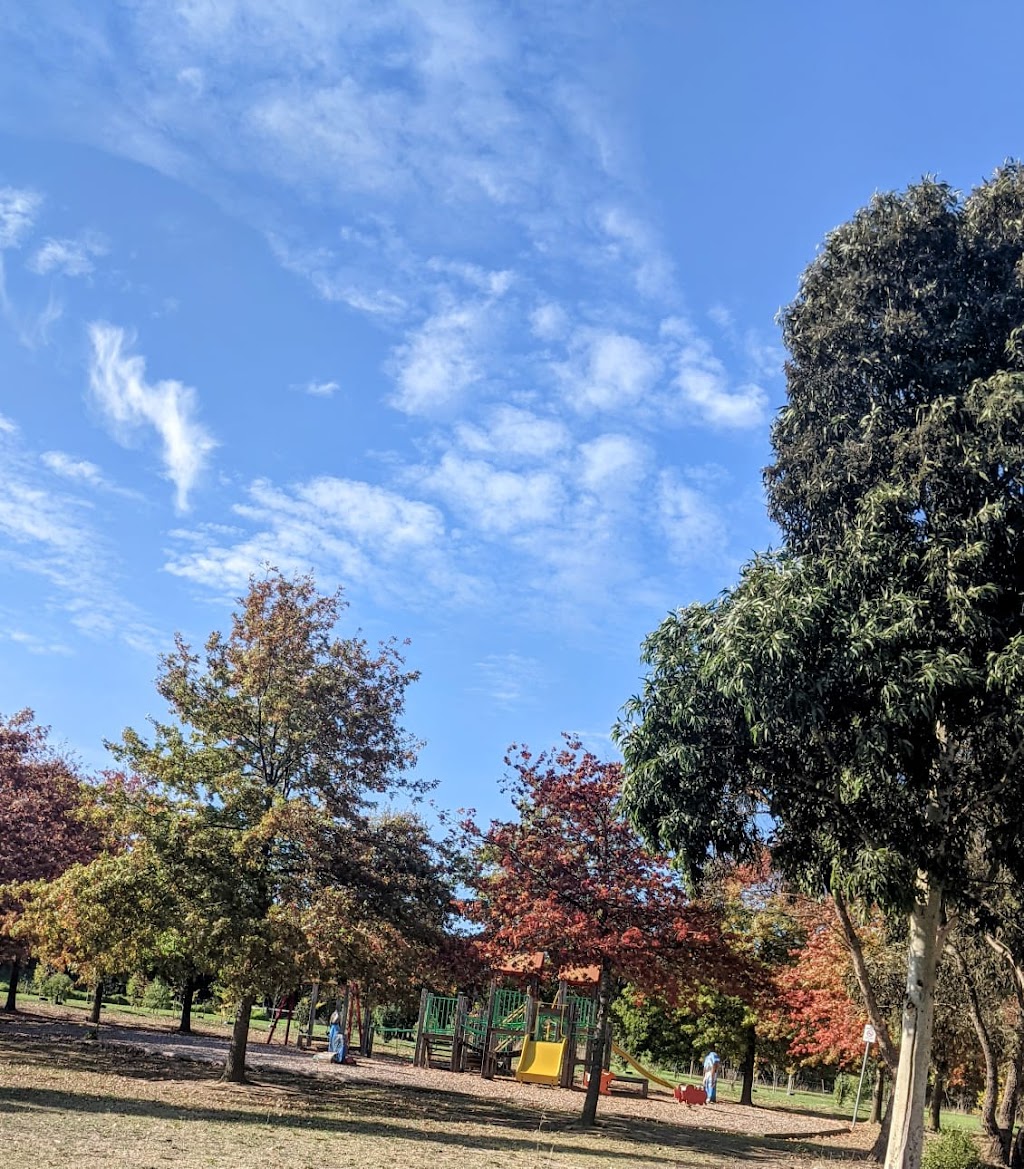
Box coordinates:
[833,1072,852,1107]
[920,1129,982,1169]
[33,970,73,1002]
[126,973,146,1007]
[142,977,173,1011]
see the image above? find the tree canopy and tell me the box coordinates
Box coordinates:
[618,167,1024,1169]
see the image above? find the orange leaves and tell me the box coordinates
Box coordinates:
[467,737,737,1002]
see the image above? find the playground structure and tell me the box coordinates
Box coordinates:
[413,973,598,1088]
[266,979,373,1057]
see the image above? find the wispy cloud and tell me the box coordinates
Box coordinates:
[0,187,42,249]
[294,379,340,398]
[87,323,217,511]
[0,424,160,650]
[29,232,107,277]
[166,475,477,606]
[40,449,140,499]
[473,652,546,708]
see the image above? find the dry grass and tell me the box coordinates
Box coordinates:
[0,1016,876,1169]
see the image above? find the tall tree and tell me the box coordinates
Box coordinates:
[111,571,423,1082]
[0,710,97,1011]
[466,739,735,1126]
[618,169,1024,1169]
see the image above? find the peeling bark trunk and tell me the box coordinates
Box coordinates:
[581,960,612,1127]
[3,957,20,1012]
[883,877,942,1169]
[995,968,1024,1166]
[739,1023,756,1106]
[178,974,195,1034]
[224,994,254,1084]
[89,980,103,1024]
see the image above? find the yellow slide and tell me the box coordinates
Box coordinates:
[611,1042,677,1091]
[516,1038,568,1086]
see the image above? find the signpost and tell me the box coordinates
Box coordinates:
[851,1024,877,1128]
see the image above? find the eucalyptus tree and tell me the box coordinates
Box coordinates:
[618,168,1024,1169]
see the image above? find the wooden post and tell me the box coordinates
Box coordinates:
[413,988,429,1067]
[452,993,469,1072]
[481,981,497,1079]
[300,980,319,1050]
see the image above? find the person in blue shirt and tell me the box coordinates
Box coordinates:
[702,1051,721,1102]
[328,1011,346,1062]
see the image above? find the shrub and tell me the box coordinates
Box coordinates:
[142,978,173,1011]
[126,973,147,1007]
[921,1129,982,1169]
[38,972,74,1003]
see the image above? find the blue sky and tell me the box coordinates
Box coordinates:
[2,1,1023,822]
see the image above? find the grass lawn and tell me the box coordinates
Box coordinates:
[0,1026,877,1169]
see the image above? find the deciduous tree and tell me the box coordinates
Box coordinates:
[466,739,734,1126]
[0,710,96,1011]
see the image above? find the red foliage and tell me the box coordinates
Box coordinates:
[0,710,96,886]
[0,710,98,961]
[466,738,737,1001]
[772,899,867,1068]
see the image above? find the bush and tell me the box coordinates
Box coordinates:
[921,1129,982,1169]
[126,973,147,1007]
[35,972,74,1003]
[142,978,173,1011]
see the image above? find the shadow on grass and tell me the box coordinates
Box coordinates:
[1,1029,870,1166]
[3,1081,840,1165]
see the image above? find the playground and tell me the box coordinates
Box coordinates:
[0,1005,875,1169]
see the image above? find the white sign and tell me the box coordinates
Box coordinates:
[863,1024,877,1044]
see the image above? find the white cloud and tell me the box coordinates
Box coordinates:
[5,629,74,656]
[473,652,546,708]
[530,302,569,342]
[40,449,140,498]
[419,452,563,535]
[454,405,569,461]
[600,206,673,299]
[661,320,768,429]
[87,322,217,511]
[41,450,107,488]
[657,469,726,563]
[0,413,18,435]
[166,474,475,605]
[297,379,340,397]
[561,329,662,412]
[0,187,42,249]
[391,302,488,415]
[29,233,107,277]
[0,430,160,649]
[577,433,649,496]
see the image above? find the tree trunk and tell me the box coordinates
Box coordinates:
[1010,1123,1024,1169]
[89,980,104,1024]
[787,1070,796,1095]
[953,942,1004,1163]
[995,979,1024,1166]
[834,891,899,1074]
[870,1063,886,1125]
[3,957,20,1012]
[581,960,613,1127]
[928,1065,943,1133]
[870,1090,895,1162]
[224,994,254,1084]
[739,1023,756,1106]
[883,877,942,1169]
[178,974,195,1034]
